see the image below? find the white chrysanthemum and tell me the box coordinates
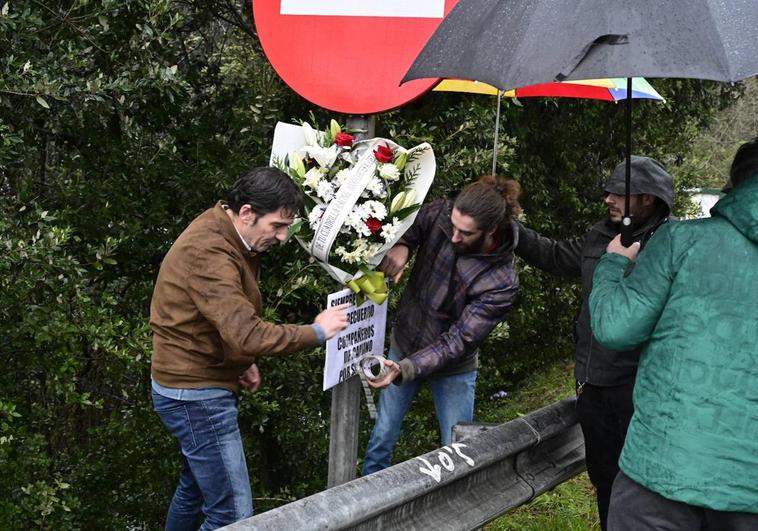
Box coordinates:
[363,176,387,198]
[333,245,356,263]
[316,180,335,202]
[334,168,351,187]
[334,242,364,265]
[344,205,369,236]
[303,167,324,190]
[362,200,387,220]
[378,163,401,181]
[380,217,401,241]
[308,204,326,230]
[335,239,383,265]
[353,221,371,238]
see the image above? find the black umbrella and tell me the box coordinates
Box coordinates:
[403,0,758,243]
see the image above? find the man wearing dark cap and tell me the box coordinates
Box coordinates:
[515,156,675,531]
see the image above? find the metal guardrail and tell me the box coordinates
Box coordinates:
[224,397,584,531]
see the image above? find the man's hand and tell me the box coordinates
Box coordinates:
[239,363,261,393]
[607,234,641,261]
[380,244,411,282]
[314,303,351,340]
[366,358,402,389]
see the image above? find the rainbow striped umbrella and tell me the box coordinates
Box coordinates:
[434,77,664,101]
[433,77,664,176]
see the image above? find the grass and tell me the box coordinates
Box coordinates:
[486,475,599,531]
[479,357,601,531]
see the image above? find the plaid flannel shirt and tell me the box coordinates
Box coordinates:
[392,199,519,382]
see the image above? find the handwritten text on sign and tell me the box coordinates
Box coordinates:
[324,288,387,391]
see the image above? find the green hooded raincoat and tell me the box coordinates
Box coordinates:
[589,175,758,512]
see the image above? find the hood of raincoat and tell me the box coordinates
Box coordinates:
[711,173,758,242]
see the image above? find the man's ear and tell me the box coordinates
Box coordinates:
[238,204,257,223]
[641,194,657,207]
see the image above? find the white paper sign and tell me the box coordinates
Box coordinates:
[280,0,444,18]
[323,289,387,391]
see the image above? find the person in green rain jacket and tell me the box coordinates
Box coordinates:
[589,138,758,530]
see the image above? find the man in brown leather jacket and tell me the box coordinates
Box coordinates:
[150,166,348,530]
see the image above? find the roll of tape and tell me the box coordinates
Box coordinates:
[361,355,389,380]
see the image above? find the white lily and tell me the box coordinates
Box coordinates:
[393,149,409,171]
[329,119,341,138]
[289,151,306,178]
[303,167,324,190]
[390,189,417,214]
[305,144,339,169]
[301,122,320,146]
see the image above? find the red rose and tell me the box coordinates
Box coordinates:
[366,217,383,235]
[335,132,354,147]
[374,144,394,163]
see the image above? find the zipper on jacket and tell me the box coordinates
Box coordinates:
[584,335,594,384]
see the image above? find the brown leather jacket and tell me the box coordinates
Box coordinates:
[150,202,317,393]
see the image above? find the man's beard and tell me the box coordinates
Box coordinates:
[453,232,487,255]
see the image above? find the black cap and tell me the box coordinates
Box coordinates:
[604,156,675,213]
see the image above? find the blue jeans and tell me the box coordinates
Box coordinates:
[152,391,253,530]
[362,348,477,475]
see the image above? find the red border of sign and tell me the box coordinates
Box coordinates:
[253,1,458,114]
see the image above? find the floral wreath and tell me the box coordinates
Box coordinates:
[271,119,436,302]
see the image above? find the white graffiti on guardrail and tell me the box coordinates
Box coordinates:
[417,443,475,482]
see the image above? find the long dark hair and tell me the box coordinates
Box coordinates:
[454,175,522,232]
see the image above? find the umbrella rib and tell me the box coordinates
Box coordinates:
[701,1,734,81]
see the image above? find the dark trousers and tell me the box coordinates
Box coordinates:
[609,471,758,531]
[575,382,635,531]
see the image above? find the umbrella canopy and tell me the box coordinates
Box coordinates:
[406,0,758,244]
[403,0,758,89]
[503,78,663,102]
[435,77,664,102]
[434,77,664,175]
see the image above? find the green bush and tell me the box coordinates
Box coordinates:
[0,0,741,527]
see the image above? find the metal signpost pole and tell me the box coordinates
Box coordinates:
[327,115,376,488]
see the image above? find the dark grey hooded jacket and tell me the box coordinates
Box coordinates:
[516,156,674,386]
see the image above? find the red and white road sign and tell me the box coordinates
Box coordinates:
[253,0,459,114]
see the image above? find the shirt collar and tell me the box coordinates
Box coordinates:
[232,223,252,251]
[223,204,252,251]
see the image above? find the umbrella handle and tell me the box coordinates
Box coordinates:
[621,77,634,247]
[492,91,502,176]
[620,216,635,246]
